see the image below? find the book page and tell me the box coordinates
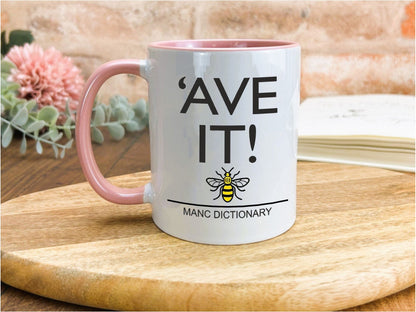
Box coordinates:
[299,94,415,139]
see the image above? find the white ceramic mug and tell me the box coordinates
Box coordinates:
[76,39,300,245]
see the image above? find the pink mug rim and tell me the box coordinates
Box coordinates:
[148,39,299,51]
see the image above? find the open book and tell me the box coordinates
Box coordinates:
[298,94,415,172]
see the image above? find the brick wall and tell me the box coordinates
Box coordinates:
[2,1,414,102]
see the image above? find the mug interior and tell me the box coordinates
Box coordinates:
[149,39,299,51]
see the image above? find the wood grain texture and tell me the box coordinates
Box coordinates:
[1,130,414,311]
[347,285,415,311]
[1,129,149,311]
[2,162,414,311]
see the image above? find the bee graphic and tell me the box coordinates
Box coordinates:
[206,167,250,202]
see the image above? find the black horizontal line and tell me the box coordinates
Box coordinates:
[166,198,288,208]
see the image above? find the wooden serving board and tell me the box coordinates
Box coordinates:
[1,162,414,311]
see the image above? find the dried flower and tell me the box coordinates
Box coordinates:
[5,43,84,112]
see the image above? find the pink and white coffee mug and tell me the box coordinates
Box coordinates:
[76,39,300,245]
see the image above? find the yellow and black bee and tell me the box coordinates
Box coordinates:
[206,167,250,202]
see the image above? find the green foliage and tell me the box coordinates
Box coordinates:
[90,95,149,143]
[1,30,34,56]
[37,106,59,124]
[1,59,149,158]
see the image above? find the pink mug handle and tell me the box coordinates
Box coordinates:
[76,59,148,204]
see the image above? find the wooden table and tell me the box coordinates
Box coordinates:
[1,128,414,311]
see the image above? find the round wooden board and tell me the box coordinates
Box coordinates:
[1,162,414,311]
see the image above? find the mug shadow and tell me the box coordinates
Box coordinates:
[98,213,153,226]
[92,211,160,241]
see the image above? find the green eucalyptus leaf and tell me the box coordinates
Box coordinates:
[3,93,18,106]
[26,120,46,133]
[25,99,37,112]
[107,123,125,141]
[63,128,72,140]
[15,98,26,106]
[63,118,72,139]
[1,95,12,110]
[91,127,104,144]
[10,103,20,117]
[65,138,73,149]
[1,60,16,74]
[109,96,117,108]
[51,131,63,142]
[1,120,8,135]
[116,107,128,121]
[136,119,148,131]
[1,77,8,92]
[20,135,27,154]
[36,140,43,154]
[127,107,135,120]
[119,96,129,107]
[1,125,13,148]
[132,115,148,130]
[6,82,20,93]
[37,106,59,124]
[60,148,66,159]
[133,99,147,119]
[40,131,50,140]
[104,105,112,122]
[93,105,105,125]
[125,120,140,132]
[48,127,60,141]
[52,144,59,158]
[1,72,9,80]
[12,106,29,126]
[110,95,128,108]
[65,100,71,117]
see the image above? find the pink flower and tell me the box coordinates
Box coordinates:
[5,43,84,112]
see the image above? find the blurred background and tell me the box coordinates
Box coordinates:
[2,0,415,102]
